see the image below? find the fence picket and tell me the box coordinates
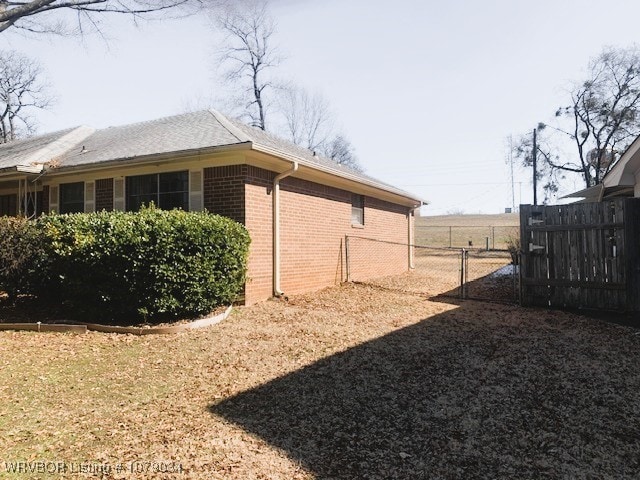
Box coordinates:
[520,198,640,312]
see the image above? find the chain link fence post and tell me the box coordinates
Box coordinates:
[460,248,466,299]
[345,235,350,282]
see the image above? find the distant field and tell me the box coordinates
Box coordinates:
[415,213,520,249]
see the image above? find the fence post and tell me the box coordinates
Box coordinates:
[460,248,466,299]
[345,235,350,282]
[465,249,469,298]
[449,226,452,248]
[516,250,521,305]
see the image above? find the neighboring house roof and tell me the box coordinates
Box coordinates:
[0,110,423,206]
[563,136,640,202]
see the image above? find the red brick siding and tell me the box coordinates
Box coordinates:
[95,178,114,212]
[41,185,50,214]
[240,168,410,303]
[203,166,246,223]
[276,177,409,297]
[243,167,275,304]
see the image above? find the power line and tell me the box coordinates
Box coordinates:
[399,181,517,187]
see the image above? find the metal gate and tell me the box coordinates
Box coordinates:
[520,199,640,311]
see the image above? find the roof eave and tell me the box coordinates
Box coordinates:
[250,143,424,207]
[0,164,44,177]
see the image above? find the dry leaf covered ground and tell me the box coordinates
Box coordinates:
[1,282,639,479]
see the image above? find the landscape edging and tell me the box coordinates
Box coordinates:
[0,306,233,335]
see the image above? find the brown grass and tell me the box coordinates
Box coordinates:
[1,282,639,479]
[417,213,520,227]
[416,213,519,249]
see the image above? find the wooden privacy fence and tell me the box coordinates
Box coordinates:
[520,199,640,312]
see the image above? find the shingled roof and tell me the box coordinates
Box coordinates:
[0,110,422,205]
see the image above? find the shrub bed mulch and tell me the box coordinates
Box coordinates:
[1,283,639,479]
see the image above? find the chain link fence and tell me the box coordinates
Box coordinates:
[463,249,519,302]
[346,236,519,303]
[415,225,519,249]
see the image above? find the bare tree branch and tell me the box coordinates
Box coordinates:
[0,0,204,35]
[0,49,53,142]
[215,0,279,130]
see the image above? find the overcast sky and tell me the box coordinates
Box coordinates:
[5,0,640,215]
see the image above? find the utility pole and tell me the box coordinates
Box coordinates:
[532,128,538,205]
[508,135,515,211]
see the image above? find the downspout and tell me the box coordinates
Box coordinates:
[273,161,299,297]
[408,203,422,269]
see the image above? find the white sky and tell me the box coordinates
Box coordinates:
[4,0,640,215]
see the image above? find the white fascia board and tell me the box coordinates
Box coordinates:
[16,164,44,174]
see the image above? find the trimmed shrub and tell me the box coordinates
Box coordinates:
[38,206,250,324]
[0,216,49,299]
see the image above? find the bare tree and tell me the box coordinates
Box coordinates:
[215,0,279,130]
[320,134,362,172]
[0,50,52,143]
[279,86,332,152]
[0,0,203,36]
[213,1,363,170]
[278,86,363,171]
[516,46,640,198]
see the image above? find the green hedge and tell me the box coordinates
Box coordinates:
[0,216,49,299]
[0,207,250,324]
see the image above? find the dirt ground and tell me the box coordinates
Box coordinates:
[1,282,640,479]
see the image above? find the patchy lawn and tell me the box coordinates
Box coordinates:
[1,283,639,479]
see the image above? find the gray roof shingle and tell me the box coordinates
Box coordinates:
[0,109,422,204]
[0,128,78,170]
[59,110,247,167]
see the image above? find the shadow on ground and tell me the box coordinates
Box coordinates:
[210,302,640,479]
[432,267,519,305]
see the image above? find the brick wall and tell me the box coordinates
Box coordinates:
[95,178,114,212]
[274,176,409,297]
[236,167,410,303]
[243,167,275,304]
[203,165,246,223]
